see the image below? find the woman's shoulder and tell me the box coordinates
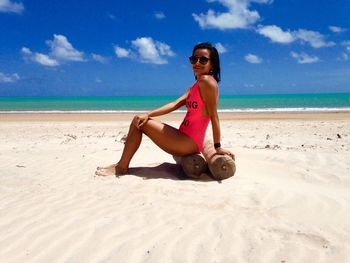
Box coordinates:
[198,75,217,86]
[197,75,217,91]
[197,75,218,100]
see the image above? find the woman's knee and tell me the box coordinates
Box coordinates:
[130,115,148,133]
[131,115,140,127]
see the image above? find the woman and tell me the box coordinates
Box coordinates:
[96,42,234,176]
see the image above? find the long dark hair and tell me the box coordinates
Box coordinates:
[192,42,221,83]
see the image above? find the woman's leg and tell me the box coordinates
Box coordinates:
[96,116,197,176]
[96,116,143,176]
[140,118,198,155]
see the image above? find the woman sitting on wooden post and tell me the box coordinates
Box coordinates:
[95,42,235,176]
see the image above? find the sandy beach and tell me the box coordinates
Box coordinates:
[1,112,350,263]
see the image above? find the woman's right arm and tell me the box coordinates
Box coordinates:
[147,89,189,117]
[136,88,189,128]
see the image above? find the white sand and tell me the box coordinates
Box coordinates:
[0,113,350,262]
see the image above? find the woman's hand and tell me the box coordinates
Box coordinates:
[133,114,149,129]
[216,147,235,160]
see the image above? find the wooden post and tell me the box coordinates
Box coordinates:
[178,153,207,179]
[175,141,235,180]
[202,140,236,180]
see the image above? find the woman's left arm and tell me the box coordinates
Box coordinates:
[199,76,235,159]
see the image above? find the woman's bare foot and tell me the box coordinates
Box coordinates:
[95,163,128,176]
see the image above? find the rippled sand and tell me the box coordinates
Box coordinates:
[1,112,350,262]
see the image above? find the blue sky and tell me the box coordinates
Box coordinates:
[0,0,350,96]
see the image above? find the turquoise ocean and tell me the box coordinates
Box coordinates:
[1,93,350,113]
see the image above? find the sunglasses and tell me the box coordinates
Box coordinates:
[189,55,210,65]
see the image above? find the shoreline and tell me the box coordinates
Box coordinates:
[1,111,350,122]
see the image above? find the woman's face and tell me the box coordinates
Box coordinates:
[191,48,212,79]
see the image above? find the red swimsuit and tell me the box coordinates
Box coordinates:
[179,81,216,152]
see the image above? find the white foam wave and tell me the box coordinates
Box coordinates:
[218,107,350,113]
[1,107,350,114]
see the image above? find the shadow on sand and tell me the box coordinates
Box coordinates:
[127,162,214,182]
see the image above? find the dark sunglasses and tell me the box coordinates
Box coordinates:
[189,55,210,65]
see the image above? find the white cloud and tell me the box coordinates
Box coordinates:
[115,38,175,64]
[132,37,167,64]
[341,41,350,55]
[21,34,85,67]
[46,34,84,61]
[243,83,255,88]
[92,53,110,64]
[155,41,175,57]
[290,51,320,64]
[116,37,175,64]
[33,53,59,67]
[21,47,59,67]
[244,53,262,64]
[154,11,165,19]
[114,46,132,58]
[215,42,227,53]
[21,47,32,55]
[257,25,295,44]
[107,13,116,20]
[329,25,346,33]
[193,0,272,30]
[257,25,335,48]
[0,0,24,14]
[338,53,349,61]
[0,71,20,83]
[295,29,335,48]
